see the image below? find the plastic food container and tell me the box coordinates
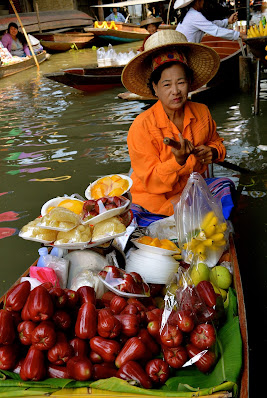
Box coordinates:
[85,174,133,200]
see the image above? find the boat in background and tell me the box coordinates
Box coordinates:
[44,66,123,92]
[34,32,95,52]
[0,10,94,35]
[0,50,47,78]
[85,21,147,44]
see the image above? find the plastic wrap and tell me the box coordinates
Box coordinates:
[41,255,69,289]
[174,173,229,268]
[158,267,224,373]
[69,270,106,299]
[91,216,126,241]
[98,266,150,297]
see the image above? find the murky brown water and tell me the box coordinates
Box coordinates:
[0,42,266,393]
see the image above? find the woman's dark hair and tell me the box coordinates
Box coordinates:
[176,1,197,24]
[148,60,193,96]
[7,22,27,45]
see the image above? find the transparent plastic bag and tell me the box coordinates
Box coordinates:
[158,267,224,372]
[98,266,150,297]
[174,173,229,268]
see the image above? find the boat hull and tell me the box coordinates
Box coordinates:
[85,22,147,44]
[34,32,95,52]
[0,51,47,78]
[0,10,94,34]
[45,66,124,92]
[0,235,249,396]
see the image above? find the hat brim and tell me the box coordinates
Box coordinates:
[122,42,220,99]
[140,17,163,28]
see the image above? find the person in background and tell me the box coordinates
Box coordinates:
[105,7,126,23]
[1,22,31,57]
[174,0,247,43]
[122,30,235,221]
[138,16,163,51]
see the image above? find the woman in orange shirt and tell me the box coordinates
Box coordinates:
[122,30,232,219]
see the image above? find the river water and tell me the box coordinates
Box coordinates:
[0,42,266,393]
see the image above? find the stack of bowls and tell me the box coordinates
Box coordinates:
[125,239,179,284]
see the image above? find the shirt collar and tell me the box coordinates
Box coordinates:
[154,100,196,129]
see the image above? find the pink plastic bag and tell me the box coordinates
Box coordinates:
[30,266,60,287]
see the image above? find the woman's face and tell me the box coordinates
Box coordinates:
[152,63,190,114]
[9,26,18,38]
[147,23,158,34]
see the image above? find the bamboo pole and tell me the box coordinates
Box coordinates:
[9,0,39,69]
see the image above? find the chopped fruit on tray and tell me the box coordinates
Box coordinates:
[47,199,84,215]
[91,175,129,200]
[138,236,180,252]
[82,196,128,222]
[99,266,150,296]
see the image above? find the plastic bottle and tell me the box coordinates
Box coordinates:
[50,247,67,258]
[37,247,49,267]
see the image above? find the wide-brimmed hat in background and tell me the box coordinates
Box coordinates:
[140,16,163,29]
[122,30,220,99]
[174,0,194,10]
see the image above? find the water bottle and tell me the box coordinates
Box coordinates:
[50,247,67,258]
[37,247,49,267]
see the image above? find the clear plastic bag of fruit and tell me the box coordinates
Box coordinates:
[159,266,224,373]
[174,173,229,268]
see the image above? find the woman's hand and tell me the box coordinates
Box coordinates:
[171,133,194,166]
[228,12,238,25]
[193,145,218,165]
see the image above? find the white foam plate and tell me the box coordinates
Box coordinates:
[85,174,133,200]
[82,198,130,226]
[52,232,126,250]
[98,275,148,298]
[131,239,179,256]
[41,197,84,217]
[18,230,55,244]
[36,221,78,232]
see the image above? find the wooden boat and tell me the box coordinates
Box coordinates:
[0,50,47,78]
[0,10,94,35]
[245,36,267,67]
[0,234,249,397]
[85,21,147,44]
[118,35,243,101]
[44,66,124,92]
[34,32,95,52]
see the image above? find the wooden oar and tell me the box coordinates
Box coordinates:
[9,0,39,69]
[163,137,252,175]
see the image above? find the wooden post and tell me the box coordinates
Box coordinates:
[239,56,253,93]
[254,58,260,115]
[9,0,39,69]
[167,0,173,25]
[98,0,104,21]
[35,1,42,33]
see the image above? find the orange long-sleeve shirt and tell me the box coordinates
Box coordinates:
[127,100,226,216]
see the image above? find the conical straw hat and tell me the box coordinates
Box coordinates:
[140,16,163,28]
[122,30,220,99]
[174,0,194,9]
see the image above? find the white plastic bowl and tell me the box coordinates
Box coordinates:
[131,238,179,256]
[84,174,133,200]
[126,249,179,284]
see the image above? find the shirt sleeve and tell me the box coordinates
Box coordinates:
[105,15,111,21]
[118,13,126,22]
[193,12,239,40]
[1,34,11,52]
[127,117,196,195]
[202,107,226,162]
[212,18,228,28]
[24,44,30,56]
